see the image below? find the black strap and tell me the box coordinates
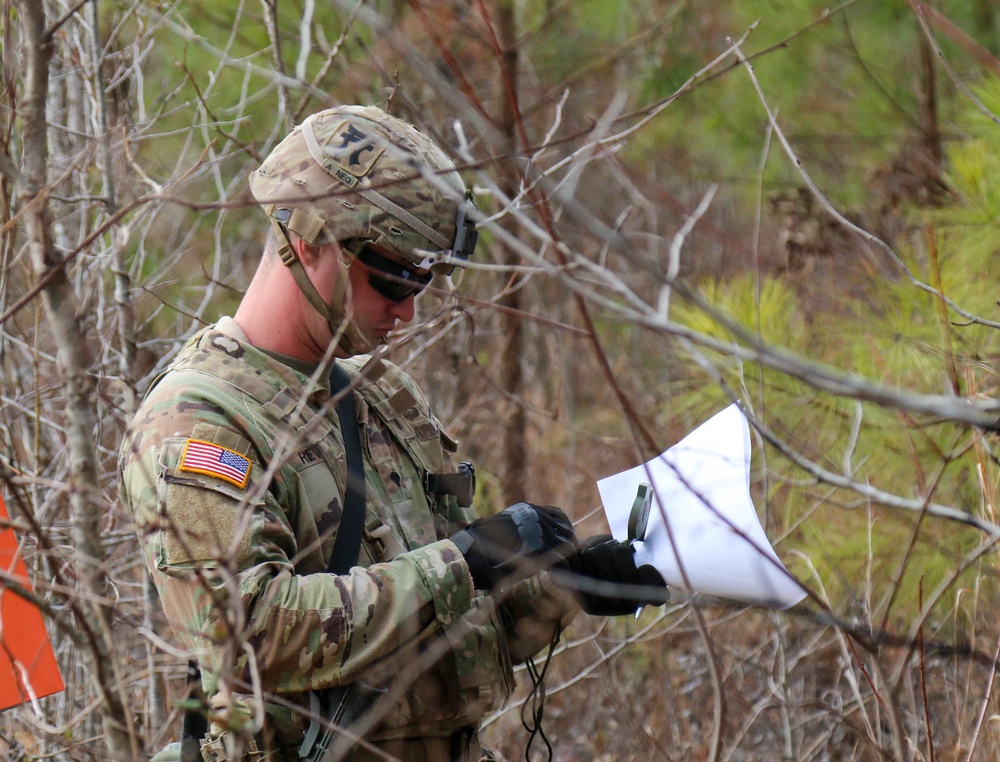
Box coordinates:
[328,362,366,575]
[297,364,368,761]
[180,660,208,762]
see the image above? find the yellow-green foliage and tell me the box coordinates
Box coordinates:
[675,273,805,345]
[664,224,998,633]
[667,272,810,405]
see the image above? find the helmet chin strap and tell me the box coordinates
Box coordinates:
[273,221,383,357]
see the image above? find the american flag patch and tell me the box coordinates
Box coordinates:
[178,439,251,489]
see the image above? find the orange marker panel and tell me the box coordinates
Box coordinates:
[0,494,64,711]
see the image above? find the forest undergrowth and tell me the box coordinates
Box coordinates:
[2,1,1000,760]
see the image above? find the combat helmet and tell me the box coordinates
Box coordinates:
[249,105,477,273]
[248,106,478,356]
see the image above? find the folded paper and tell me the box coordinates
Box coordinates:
[598,404,807,609]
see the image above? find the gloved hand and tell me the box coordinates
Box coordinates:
[567,534,670,616]
[450,503,576,591]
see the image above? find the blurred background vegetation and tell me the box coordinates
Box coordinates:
[2,0,1000,759]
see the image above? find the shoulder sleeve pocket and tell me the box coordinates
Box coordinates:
[155,436,265,572]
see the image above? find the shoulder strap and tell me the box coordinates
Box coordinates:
[300,364,366,761]
[328,362,366,575]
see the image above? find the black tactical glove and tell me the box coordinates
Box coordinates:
[450,503,576,591]
[568,534,670,616]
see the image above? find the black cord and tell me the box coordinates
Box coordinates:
[520,622,562,761]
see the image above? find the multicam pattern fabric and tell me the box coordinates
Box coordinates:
[118,318,572,754]
[248,106,467,266]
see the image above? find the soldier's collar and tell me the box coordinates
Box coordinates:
[257,346,320,378]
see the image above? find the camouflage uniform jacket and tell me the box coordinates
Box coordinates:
[119,318,569,752]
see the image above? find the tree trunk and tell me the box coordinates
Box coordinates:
[494,0,529,505]
[18,3,136,759]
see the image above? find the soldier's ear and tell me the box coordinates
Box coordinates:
[292,236,324,267]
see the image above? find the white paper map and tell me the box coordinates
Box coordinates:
[597,404,807,609]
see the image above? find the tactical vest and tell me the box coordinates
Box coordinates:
[337,355,513,739]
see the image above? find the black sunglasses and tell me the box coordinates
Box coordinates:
[356,248,433,303]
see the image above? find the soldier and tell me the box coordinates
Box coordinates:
[119,105,668,762]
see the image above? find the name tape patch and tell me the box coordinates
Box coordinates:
[179,439,251,489]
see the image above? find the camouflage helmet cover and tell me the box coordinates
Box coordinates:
[249,105,476,272]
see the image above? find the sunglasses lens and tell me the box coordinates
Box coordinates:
[358,248,431,303]
[369,274,419,303]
